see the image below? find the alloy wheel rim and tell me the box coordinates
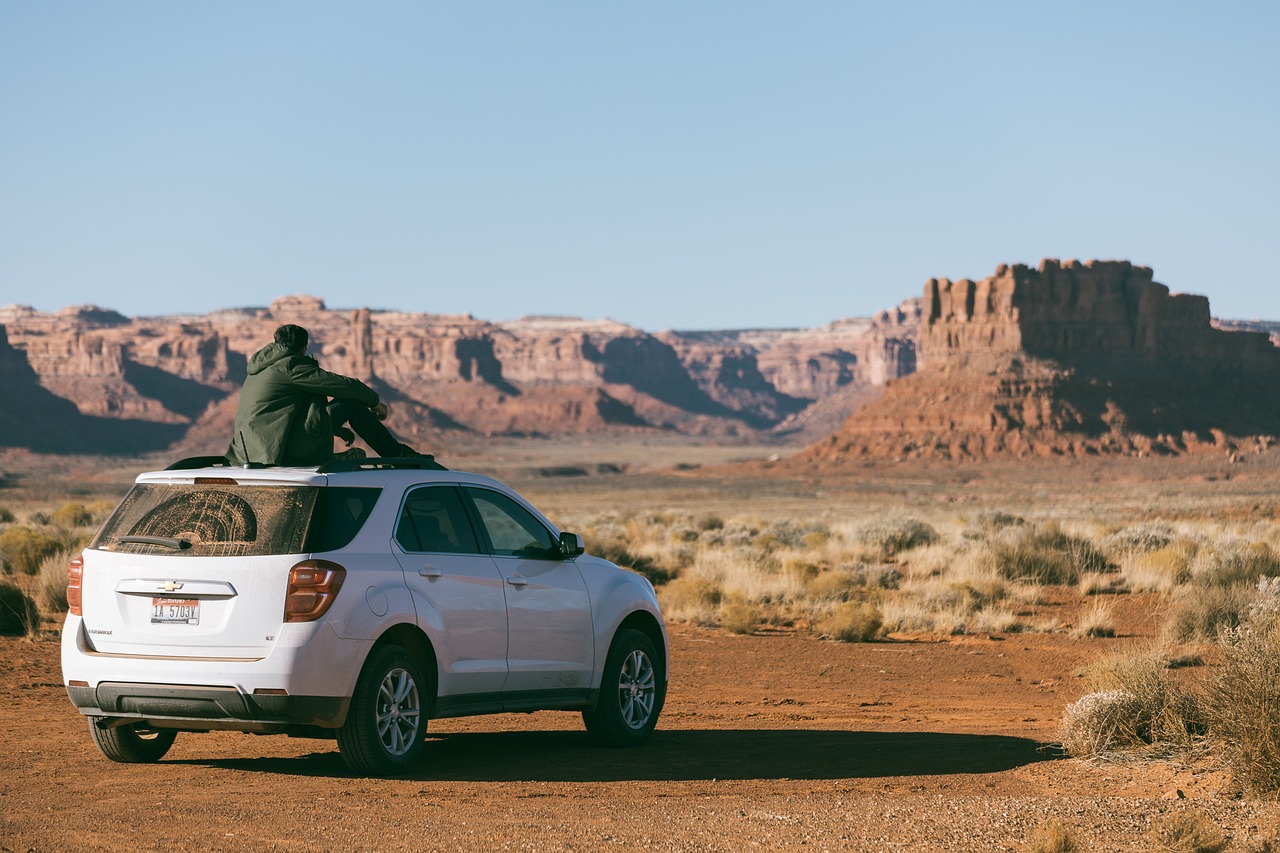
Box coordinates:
[617,649,656,730]
[375,667,421,755]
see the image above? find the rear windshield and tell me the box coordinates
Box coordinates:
[92,484,382,557]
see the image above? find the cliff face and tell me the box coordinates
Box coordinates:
[922,259,1273,368]
[0,296,919,454]
[808,260,1280,462]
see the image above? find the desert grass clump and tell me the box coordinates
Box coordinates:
[1121,540,1197,592]
[991,522,1109,586]
[858,518,939,560]
[976,511,1026,531]
[805,569,866,602]
[1104,522,1175,555]
[656,574,723,626]
[719,595,760,635]
[37,549,74,614]
[816,601,882,642]
[0,504,14,524]
[0,525,66,576]
[1191,541,1280,589]
[0,579,38,636]
[581,517,678,584]
[1071,600,1117,638]
[1203,619,1280,794]
[52,502,94,529]
[1022,819,1077,853]
[1061,648,1202,758]
[1147,810,1228,853]
[1168,583,1257,642]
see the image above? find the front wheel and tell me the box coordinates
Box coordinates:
[583,628,664,746]
[87,718,177,763]
[337,645,429,776]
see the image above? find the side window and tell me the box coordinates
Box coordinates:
[465,488,558,558]
[395,486,481,554]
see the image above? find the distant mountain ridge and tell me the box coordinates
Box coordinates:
[0,296,920,455]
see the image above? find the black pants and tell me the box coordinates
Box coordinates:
[329,400,405,458]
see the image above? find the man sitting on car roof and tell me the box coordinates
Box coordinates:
[225,323,418,466]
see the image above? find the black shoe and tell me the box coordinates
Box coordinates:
[333,448,367,461]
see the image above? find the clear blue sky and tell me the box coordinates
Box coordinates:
[2,2,1277,330]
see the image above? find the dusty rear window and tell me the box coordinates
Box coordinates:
[92,484,380,557]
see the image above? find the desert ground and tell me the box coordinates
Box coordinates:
[4,441,1280,851]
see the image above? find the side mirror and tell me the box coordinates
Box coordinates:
[559,531,585,558]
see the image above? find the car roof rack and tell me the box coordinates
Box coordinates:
[164,455,448,473]
[165,456,234,471]
[317,455,449,474]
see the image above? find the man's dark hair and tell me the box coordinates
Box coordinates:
[273,324,309,353]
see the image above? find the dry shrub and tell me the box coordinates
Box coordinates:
[695,513,724,532]
[977,512,1026,531]
[1061,649,1201,758]
[858,518,939,560]
[816,601,882,642]
[657,575,722,625]
[0,580,38,636]
[0,525,66,576]
[1122,541,1196,592]
[0,504,14,523]
[805,569,865,602]
[1105,522,1175,555]
[1061,691,1145,757]
[1203,621,1280,794]
[1168,583,1256,642]
[969,606,1023,634]
[1071,600,1116,639]
[37,549,74,614]
[1023,819,1077,853]
[583,521,676,585]
[719,596,759,634]
[1147,810,1228,853]
[52,502,93,528]
[1192,541,1280,588]
[992,523,1108,585]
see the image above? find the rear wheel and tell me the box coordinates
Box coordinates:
[583,628,664,746]
[87,718,177,763]
[337,645,428,776]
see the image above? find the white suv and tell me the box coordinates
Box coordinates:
[61,455,668,776]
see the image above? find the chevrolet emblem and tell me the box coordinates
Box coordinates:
[161,581,184,592]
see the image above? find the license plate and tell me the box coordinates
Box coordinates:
[151,597,199,625]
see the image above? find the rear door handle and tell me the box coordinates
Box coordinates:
[506,576,528,588]
[419,567,443,579]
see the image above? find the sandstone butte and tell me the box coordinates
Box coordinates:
[805,259,1280,462]
[0,296,919,455]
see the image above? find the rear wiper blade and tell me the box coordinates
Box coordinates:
[117,535,193,550]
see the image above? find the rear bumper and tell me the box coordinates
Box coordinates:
[61,614,368,731]
[67,682,349,730]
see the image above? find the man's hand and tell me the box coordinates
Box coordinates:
[372,402,389,421]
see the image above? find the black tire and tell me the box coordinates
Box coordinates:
[583,628,664,747]
[87,718,177,763]
[337,645,429,776]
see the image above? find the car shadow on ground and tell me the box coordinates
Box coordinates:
[182,729,1058,781]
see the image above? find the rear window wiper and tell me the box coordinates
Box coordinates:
[117,535,193,550]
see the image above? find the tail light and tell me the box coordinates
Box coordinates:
[284,560,346,623]
[67,555,85,616]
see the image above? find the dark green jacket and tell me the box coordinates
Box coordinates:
[225,343,379,466]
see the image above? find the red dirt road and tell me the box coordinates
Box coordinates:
[2,612,1274,852]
